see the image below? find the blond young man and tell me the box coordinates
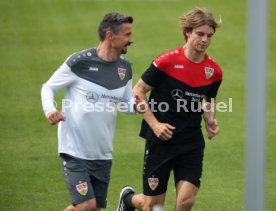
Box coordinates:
[117,8,222,211]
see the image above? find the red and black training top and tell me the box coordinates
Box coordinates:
[139,46,223,143]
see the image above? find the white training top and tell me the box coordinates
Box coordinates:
[41,48,135,160]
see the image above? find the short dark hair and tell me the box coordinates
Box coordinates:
[98,12,133,41]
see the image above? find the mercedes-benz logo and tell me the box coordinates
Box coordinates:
[171,89,183,100]
[86,91,99,103]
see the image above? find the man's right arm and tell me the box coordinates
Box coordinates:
[41,62,77,125]
[133,79,175,141]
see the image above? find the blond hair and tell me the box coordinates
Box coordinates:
[180,8,221,41]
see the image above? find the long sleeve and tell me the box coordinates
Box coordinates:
[41,62,78,116]
[120,79,136,114]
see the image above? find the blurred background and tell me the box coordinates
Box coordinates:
[0,0,275,210]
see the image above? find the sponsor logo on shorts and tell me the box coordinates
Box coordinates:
[76,181,88,196]
[148,177,159,191]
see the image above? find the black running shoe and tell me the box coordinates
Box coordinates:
[116,186,135,211]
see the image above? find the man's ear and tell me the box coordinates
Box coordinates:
[105,31,113,40]
[186,31,191,37]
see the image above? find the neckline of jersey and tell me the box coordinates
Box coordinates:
[181,46,207,65]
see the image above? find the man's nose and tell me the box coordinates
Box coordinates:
[202,35,208,42]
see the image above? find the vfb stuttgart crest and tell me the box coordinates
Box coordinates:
[148,177,159,191]
[118,68,126,80]
[76,181,88,196]
[204,66,214,79]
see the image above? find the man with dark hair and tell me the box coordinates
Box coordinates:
[41,12,134,211]
[117,8,222,211]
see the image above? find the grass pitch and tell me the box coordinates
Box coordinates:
[0,0,275,210]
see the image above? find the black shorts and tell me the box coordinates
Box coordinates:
[59,153,112,208]
[143,131,205,196]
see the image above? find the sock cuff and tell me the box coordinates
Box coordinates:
[125,192,134,209]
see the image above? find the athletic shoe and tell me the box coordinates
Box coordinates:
[116,186,135,211]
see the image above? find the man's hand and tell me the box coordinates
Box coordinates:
[205,118,219,140]
[133,79,176,141]
[151,122,176,141]
[47,110,66,125]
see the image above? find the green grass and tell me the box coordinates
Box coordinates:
[0,0,275,210]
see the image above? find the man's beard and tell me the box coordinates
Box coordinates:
[121,42,132,54]
[121,47,127,54]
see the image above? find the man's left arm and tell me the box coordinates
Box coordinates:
[202,96,219,140]
[120,79,136,114]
